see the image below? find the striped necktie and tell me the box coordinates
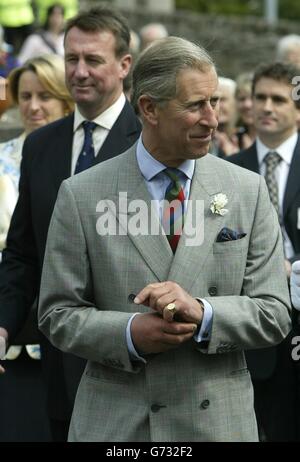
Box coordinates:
[75,121,97,174]
[264,151,282,216]
[162,168,185,253]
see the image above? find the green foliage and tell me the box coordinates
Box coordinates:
[279,0,300,20]
[175,0,262,16]
[176,0,300,21]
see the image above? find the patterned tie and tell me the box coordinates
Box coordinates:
[75,121,97,174]
[162,168,185,253]
[264,151,282,216]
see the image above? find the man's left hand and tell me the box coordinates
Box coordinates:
[134,281,204,325]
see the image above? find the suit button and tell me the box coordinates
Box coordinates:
[128,293,136,303]
[208,286,217,296]
[151,404,166,413]
[200,399,210,410]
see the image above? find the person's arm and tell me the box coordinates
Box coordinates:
[201,176,291,354]
[0,141,39,340]
[134,176,291,354]
[0,174,17,252]
[38,180,197,371]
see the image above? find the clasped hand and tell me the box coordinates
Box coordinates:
[131,281,204,356]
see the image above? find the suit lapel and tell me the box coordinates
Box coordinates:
[283,135,300,217]
[111,151,234,286]
[93,100,141,165]
[115,147,173,281]
[169,155,234,293]
[242,143,260,173]
[49,115,74,189]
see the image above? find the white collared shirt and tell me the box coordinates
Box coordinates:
[71,93,126,175]
[256,131,298,258]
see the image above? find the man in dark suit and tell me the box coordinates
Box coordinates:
[0,6,141,441]
[228,61,300,441]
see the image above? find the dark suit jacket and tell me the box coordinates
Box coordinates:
[228,138,300,262]
[228,137,300,379]
[0,100,141,420]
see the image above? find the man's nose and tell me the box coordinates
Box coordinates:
[263,97,273,112]
[74,60,89,79]
[201,103,218,129]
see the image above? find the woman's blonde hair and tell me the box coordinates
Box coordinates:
[8,54,74,114]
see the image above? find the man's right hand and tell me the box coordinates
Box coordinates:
[131,312,197,355]
[0,327,8,374]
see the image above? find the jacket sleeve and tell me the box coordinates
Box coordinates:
[199,176,292,354]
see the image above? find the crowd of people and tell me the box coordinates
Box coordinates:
[0,3,299,443]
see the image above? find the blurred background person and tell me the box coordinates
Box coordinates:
[18,4,65,64]
[0,25,19,79]
[124,29,141,101]
[34,0,78,26]
[0,54,73,442]
[211,76,238,157]
[235,72,256,150]
[276,34,300,66]
[228,61,300,441]
[0,25,19,120]
[139,22,168,50]
[0,0,34,53]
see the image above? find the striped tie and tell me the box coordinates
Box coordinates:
[162,168,185,253]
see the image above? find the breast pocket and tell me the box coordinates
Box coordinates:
[213,235,248,255]
[208,237,249,295]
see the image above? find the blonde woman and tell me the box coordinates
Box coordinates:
[0,54,73,442]
[0,54,73,194]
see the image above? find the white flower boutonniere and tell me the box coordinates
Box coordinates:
[210,193,228,216]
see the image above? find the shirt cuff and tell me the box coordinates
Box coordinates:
[193,298,213,343]
[126,313,147,363]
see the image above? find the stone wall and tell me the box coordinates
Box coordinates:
[81,0,300,78]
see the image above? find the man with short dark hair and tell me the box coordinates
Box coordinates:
[0,6,141,441]
[228,61,300,441]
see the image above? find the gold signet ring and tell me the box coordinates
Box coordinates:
[165,302,177,314]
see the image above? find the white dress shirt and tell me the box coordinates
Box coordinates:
[71,93,126,175]
[256,131,297,259]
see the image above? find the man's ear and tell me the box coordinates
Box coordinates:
[296,106,300,126]
[138,95,159,125]
[119,54,132,80]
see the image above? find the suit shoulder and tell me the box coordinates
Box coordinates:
[205,154,261,190]
[24,115,73,147]
[227,150,247,165]
[65,145,136,189]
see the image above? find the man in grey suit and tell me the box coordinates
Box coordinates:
[38,37,291,442]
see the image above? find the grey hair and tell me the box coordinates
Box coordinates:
[131,36,215,113]
[218,77,236,94]
[276,34,300,61]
